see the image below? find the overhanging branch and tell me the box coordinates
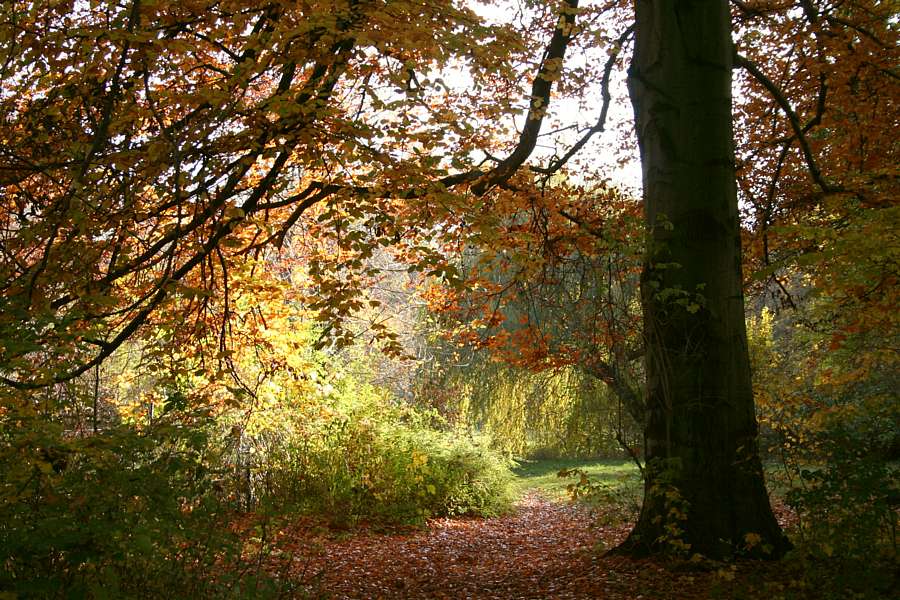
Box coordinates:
[735,52,841,195]
[472,0,580,194]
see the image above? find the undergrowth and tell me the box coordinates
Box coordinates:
[0,411,293,599]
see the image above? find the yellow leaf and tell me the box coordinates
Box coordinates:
[744,532,762,547]
[224,206,245,219]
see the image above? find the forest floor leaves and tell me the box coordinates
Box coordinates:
[263,491,809,599]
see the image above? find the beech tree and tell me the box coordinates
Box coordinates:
[620,0,788,557]
[426,0,895,559]
[431,0,789,558]
[621,0,897,558]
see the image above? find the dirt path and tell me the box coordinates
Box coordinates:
[283,492,737,599]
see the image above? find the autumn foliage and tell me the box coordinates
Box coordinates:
[1,0,898,597]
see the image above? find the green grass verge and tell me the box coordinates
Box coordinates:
[510,458,641,502]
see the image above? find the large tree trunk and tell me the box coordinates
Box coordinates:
[620,0,789,559]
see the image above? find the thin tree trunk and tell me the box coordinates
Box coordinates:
[92,362,100,434]
[619,0,789,558]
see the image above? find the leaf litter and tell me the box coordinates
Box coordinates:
[261,492,810,599]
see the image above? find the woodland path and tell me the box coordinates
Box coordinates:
[282,492,792,599]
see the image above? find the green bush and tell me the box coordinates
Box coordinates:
[0,411,287,599]
[249,385,514,526]
[377,424,515,521]
[781,416,899,598]
[749,307,898,595]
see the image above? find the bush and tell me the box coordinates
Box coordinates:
[0,411,287,599]
[377,424,515,522]
[244,383,514,526]
[749,306,898,595]
[781,415,899,598]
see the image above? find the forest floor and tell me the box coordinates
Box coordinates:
[260,461,823,599]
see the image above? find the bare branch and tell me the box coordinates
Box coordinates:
[472,0,580,194]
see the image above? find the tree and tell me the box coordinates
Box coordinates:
[619,0,789,557]
[422,181,647,460]
[436,0,790,557]
[0,0,581,388]
[436,0,896,559]
[732,0,899,382]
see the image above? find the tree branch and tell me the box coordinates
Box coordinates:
[533,24,635,176]
[472,0,580,194]
[735,52,840,194]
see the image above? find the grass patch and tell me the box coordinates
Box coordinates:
[511,458,640,502]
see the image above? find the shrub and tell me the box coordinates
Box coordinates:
[243,382,515,526]
[781,413,899,598]
[0,411,287,599]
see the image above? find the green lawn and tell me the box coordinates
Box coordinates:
[510,457,641,503]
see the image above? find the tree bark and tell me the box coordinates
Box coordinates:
[619,0,790,558]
